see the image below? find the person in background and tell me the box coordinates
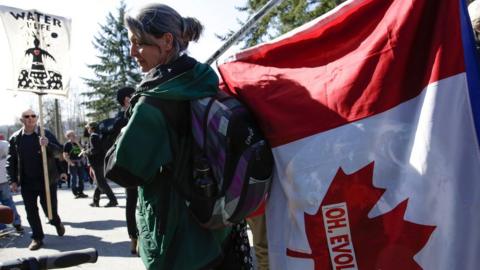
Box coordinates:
[56,159,69,189]
[63,130,88,199]
[79,152,91,188]
[83,122,117,208]
[247,210,269,270]
[114,86,138,254]
[106,4,252,269]
[6,109,66,250]
[0,134,23,233]
[80,130,94,186]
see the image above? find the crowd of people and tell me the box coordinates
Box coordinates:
[4,1,479,269]
[0,106,129,251]
[1,3,266,269]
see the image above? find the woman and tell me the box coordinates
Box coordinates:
[106,4,251,270]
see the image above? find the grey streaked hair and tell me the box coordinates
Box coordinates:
[65,130,76,138]
[125,4,203,57]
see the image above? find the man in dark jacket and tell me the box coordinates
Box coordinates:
[83,122,117,207]
[6,109,66,250]
[114,86,138,254]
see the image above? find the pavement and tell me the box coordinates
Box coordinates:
[0,181,257,269]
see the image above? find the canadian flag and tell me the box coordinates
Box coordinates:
[219,0,480,269]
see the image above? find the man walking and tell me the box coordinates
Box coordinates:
[6,109,66,250]
[83,122,117,208]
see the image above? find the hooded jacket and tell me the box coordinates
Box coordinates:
[106,56,230,270]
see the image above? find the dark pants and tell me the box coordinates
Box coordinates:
[80,165,91,184]
[92,164,117,203]
[126,187,138,237]
[21,184,61,240]
[69,164,84,195]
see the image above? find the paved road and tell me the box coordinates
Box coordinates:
[0,182,257,269]
[0,182,147,269]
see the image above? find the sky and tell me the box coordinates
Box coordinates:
[0,0,248,126]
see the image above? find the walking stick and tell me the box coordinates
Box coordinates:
[37,93,53,220]
[205,0,284,65]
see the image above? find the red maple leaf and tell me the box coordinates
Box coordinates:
[287,162,435,270]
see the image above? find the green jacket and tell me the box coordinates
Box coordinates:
[113,62,230,270]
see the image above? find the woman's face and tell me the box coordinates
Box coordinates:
[128,31,173,72]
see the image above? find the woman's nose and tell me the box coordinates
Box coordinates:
[130,44,139,57]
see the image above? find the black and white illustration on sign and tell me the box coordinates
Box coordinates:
[0,5,71,95]
[18,34,63,90]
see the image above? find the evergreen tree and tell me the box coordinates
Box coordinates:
[42,99,56,133]
[82,1,141,120]
[226,0,345,47]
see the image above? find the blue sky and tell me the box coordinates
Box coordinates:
[0,0,247,125]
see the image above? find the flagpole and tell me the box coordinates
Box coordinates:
[205,0,284,65]
[37,92,53,220]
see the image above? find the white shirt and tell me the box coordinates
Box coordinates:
[0,140,9,184]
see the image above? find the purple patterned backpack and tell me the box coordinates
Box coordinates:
[188,91,274,228]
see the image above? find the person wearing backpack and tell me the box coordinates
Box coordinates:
[114,86,139,254]
[82,122,117,208]
[105,4,252,270]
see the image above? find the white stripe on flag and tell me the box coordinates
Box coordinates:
[267,73,480,270]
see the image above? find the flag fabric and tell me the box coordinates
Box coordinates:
[218,0,480,269]
[0,5,71,96]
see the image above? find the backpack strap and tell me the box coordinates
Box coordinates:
[139,96,190,158]
[139,96,196,200]
[139,96,196,235]
[139,96,190,157]
[201,98,216,154]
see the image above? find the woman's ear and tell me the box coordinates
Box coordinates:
[162,33,174,51]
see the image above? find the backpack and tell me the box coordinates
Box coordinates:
[97,117,117,156]
[138,91,274,229]
[188,91,274,228]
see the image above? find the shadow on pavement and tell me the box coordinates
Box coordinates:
[0,230,26,249]
[112,194,126,200]
[13,199,24,207]
[0,230,133,258]
[45,234,132,257]
[63,219,125,231]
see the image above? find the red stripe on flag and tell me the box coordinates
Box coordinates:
[219,0,464,147]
